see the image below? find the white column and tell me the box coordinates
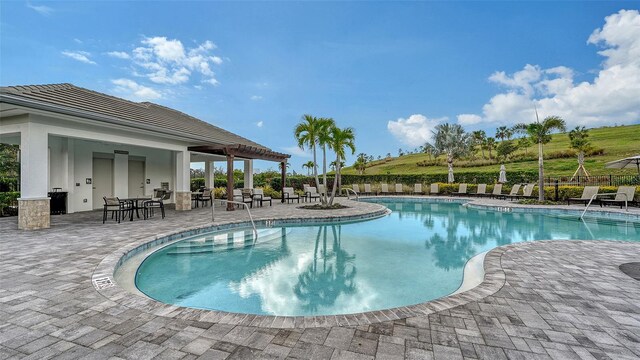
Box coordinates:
[20,123,48,198]
[205,161,215,188]
[66,139,75,213]
[244,160,253,189]
[113,153,129,198]
[175,150,192,211]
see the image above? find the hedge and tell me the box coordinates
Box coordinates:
[340,171,539,186]
[191,178,244,191]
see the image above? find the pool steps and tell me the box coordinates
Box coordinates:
[167,228,291,255]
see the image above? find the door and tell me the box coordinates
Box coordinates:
[92,158,113,209]
[128,160,145,198]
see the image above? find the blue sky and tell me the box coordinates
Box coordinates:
[2,2,639,173]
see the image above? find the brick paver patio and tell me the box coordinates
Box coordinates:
[1,198,639,360]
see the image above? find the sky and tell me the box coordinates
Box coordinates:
[1,1,639,173]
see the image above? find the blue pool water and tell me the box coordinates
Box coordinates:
[135,199,640,316]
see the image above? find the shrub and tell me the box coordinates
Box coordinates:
[0,191,19,216]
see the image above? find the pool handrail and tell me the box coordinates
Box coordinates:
[212,200,258,240]
[580,192,629,220]
[343,188,359,201]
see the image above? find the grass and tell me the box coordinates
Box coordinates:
[342,124,640,176]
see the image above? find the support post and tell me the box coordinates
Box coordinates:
[205,161,215,189]
[18,124,50,230]
[226,154,235,211]
[243,160,253,189]
[281,161,287,203]
[174,150,191,211]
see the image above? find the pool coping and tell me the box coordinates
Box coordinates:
[92,196,639,328]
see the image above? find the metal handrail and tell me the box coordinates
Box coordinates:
[212,200,258,240]
[580,192,629,220]
[343,188,359,201]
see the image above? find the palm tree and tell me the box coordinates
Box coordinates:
[432,123,471,183]
[471,130,486,159]
[422,143,436,160]
[328,126,356,205]
[317,117,336,204]
[495,126,508,142]
[302,160,315,176]
[484,137,496,159]
[294,115,322,197]
[514,114,566,201]
[568,126,591,179]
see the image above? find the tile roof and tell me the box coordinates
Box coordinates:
[0,83,269,150]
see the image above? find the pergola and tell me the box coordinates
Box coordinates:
[188,144,291,210]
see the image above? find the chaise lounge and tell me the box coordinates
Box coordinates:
[567,186,600,206]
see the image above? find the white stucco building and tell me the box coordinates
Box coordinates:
[0,83,289,230]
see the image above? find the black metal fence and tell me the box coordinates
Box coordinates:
[544,174,640,187]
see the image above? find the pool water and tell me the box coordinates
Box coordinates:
[135,199,640,316]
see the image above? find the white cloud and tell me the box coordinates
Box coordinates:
[387,114,445,147]
[256,121,264,127]
[61,51,96,65]
[122,36,223,86]
[250,95,263,101]
[107,51,130,59]
[27,2,53,15]
[111,78,161,101]
[458,9,640,129]
[73,38,83,44]
[282,146,312,158]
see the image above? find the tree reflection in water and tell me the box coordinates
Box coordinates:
[293,225,357,313]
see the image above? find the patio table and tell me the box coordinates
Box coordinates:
[120,197,151,221]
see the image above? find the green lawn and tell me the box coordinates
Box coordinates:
[342,124,640,176]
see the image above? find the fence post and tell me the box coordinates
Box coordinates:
[554,180,559,202]
[609,174,612,186]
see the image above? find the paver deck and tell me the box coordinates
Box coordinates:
[1,198,640,360]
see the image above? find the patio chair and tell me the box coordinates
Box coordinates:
[283,187,300,203]
[600,186,637,208]
[306,186,321,202]
[363,183,373,195]
[471,184,487,197]
[504,184,521,199]
[143,190,169,219]
[197,189,212,207]
[103,196,131,224]
[253,188,272,207]
[505,183,535,200]
[413,184,423,195]
[380,184,390,196]
[567,186,599,206]
[352,184,361,194]
[394,184,404,195]
[318,184,327,197]
[430,183,440,195]
[452,183,467,196]
[489,184,504,199]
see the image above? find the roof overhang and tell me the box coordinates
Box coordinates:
[188,144,290,162]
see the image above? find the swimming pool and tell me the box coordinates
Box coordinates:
[134,199,640,316]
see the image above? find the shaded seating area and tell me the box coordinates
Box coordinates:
[567,186,600,206]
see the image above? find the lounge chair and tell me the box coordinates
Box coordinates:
[352,184,361,194]
[430,183,440,195]
[306,186,321,202]
[505,183,535,200]
[283,187,300,203]
[380,184,390,196]
[233,189,253,208]
[600,186,637,208]
[252,188,272,207]
[394,184,404,195]
[363,184,373,195]
[453,183,467,196]
[567,186,599,206]
[197,189,212,207]
[471,184,487,197]
[413,184,423,195]
[504,184,521,199]
[489,184,504,199]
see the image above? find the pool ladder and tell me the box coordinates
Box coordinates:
[212,200,258,240]
[580,192,630,220]
[343,188,359,201]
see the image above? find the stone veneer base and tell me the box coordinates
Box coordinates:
[174,191,192,211]
[17,198,50,230]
